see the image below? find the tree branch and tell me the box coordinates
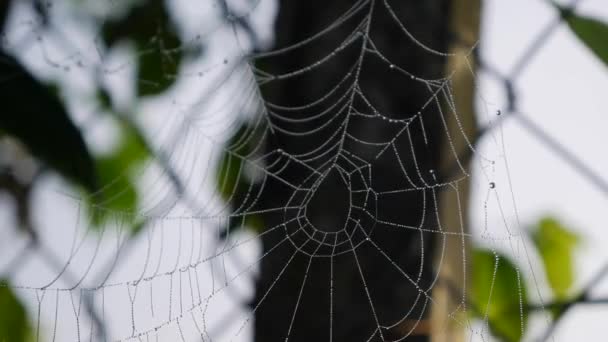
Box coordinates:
[538,261,608,341]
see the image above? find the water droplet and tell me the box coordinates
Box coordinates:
[496,109,501,116]
[389,64,395,69]
[489,182,496,189]
[410,75,415,80]
[223,59,228,64]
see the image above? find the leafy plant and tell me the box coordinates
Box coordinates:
[531,217,579,300]
[471,216,581,341]
[470,249,529,342]
[215,123,265,238]
[0,52,97,192]
[0,281,31,342]
[86,120,150,228]
[102,0,183,97]
[554,2,608,67]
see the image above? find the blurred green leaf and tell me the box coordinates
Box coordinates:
[103,0,171,46]
[137,42,182,97]
[112,122,150,165]
[471,249,528,342]
[129,218,148,237]
[216,125,254,200]
[87,122,150,228]
[531,217,579,300]
[89,155,138,226]
[0,281,31,342]
[216,150,246,200]
[102,0,182,96]
[216,123,267,237]
[556,5,608,67]
[245,214,265,233]
[0,52,97,192]
[220,214,264,239]
[97,87,113,110]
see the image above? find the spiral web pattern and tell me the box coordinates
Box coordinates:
[0,0,535,341]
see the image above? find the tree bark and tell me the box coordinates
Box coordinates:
[430,0,481,341]
[251,1,457,341]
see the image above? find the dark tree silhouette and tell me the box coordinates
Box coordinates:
[252,1,454,341]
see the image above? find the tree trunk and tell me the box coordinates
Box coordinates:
[430,0,481,341]
[252,1,457,341]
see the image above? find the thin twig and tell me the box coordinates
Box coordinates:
[528,296,608,311]
[510,0,583,80]
[512,111,608,196]
[538,261,608,341]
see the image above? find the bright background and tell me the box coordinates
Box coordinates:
[1,0,607,340]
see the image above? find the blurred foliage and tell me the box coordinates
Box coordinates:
[216,124,253,200]
[0,1,189,341]
[0,282,31,342]
[0,0,193,233]
[219,214,265,240]
[215,123,265,238]
[531,217,579,301]
[129,218,149,237]
[556,3,608,67]
[87,120,150,228]
[102,0,183,96]
[470,249,529,342]
[471,216,581,342]
[0,52,98,193]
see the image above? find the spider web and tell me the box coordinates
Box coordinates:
[0,0,541,341]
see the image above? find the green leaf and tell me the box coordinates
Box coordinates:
[97,87,113,110]
[102,0,171,47]
[101,0,183,97]
[216,124,254,200]
[531,217,579,300]
[220,214,264,239]
[0,52,97,192]
[129,218,148,237]
[471,249,529,342]
[137,45,182,97]
[215,123,267,237]
[557,5,608,67]
[88,155,138,226]
[216,150,246,200]
[87,122,149,228]
[112,122,150,165]
[0,281,31,342]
